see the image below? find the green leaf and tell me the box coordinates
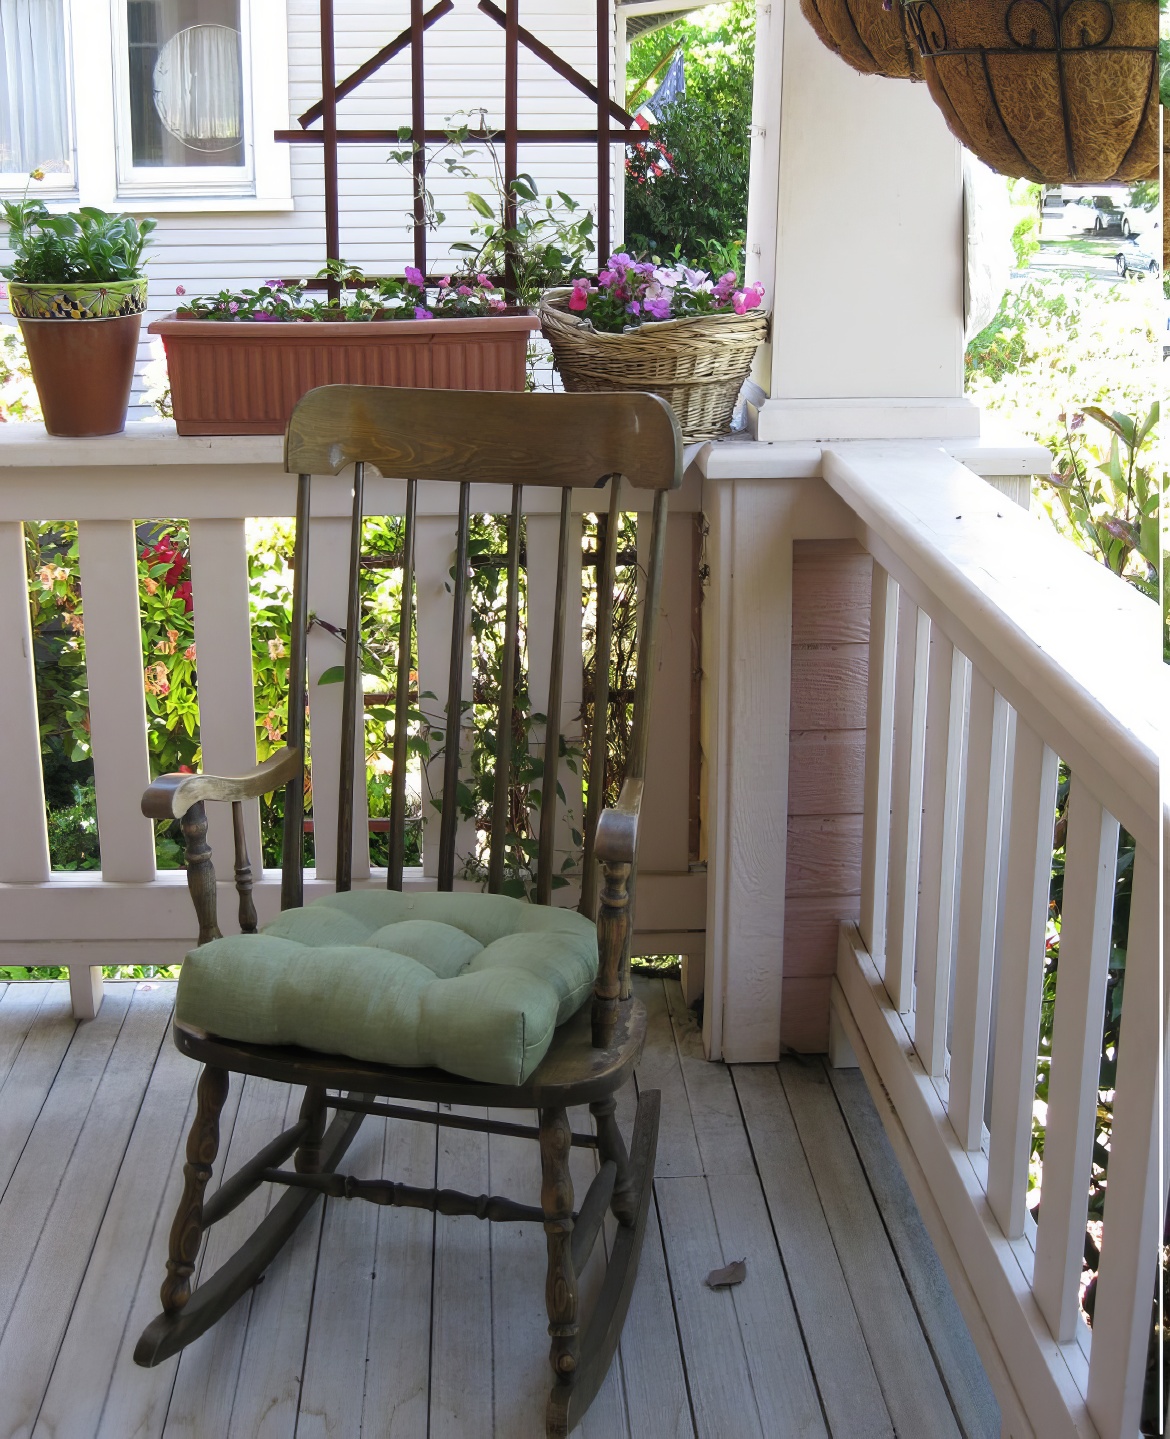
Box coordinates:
[467,191,495,219]
[317,665,346,685]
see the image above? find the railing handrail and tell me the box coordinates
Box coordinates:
[821,443,1164,853]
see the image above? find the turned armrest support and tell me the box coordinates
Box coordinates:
[591,778,645,1049]
[141,746,301,946]
[141,746,303,820]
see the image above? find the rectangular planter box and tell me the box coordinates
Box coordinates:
[149,312,539,436]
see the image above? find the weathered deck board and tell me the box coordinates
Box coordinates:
[0,978,994,1438]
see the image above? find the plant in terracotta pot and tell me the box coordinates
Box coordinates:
[902,0,1159,184]
[539,255,768,443]
[152,262,540,437]
[2,186,156,436]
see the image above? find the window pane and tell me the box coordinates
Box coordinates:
[0,0,71,177]
[128,0,244,168]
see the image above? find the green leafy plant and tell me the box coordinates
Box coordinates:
[1,191,155,285]
[624,1,754,261]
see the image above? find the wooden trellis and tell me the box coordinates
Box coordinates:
[275,0,643,293]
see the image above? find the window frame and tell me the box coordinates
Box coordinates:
[111,0,257,199]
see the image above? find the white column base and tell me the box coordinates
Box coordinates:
[749,396,982,443]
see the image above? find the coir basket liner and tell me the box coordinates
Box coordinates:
[801,0,925,79]
[905,0,1158,184]
[539,290,768,445]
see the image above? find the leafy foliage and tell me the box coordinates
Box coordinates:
[624,1,754,262]
[1,200,155,284]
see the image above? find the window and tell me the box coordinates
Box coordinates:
[0,0,74,188]
[115,0,253,195]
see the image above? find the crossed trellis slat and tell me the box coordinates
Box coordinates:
[276,0,644,291]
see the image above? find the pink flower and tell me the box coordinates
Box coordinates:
[175,284,186,295]
[597,269,617,288]
[713,271,738,303]
[439,275,452,289]
[476,273,493,288]
[488,295,507,311]
[644,294,672,320]
[626,300,641,316]
[228,300,239,313]
[731,283,765,314]
[404,265,425,287]
[568,285,589,313]
[414,305,433,319]
[457,285,473,296]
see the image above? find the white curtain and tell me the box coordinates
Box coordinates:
[0,0,70,175]
[152,22,241,149]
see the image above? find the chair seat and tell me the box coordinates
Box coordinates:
[175,891,599,1086]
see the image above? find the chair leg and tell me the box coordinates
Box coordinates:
[539,1106,579,1393]
[589,1094,637,1227]
[161,1065,230,1314]
[295,1085,328,1174]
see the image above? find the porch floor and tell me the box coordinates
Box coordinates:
[0,975,998,1438]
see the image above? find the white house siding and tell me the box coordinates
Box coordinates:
[1,0,617,416]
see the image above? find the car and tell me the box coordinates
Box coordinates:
[1083,194,1152,237]
[1114,239,1159,278]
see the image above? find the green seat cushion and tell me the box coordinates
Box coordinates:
[175,891,598,1086]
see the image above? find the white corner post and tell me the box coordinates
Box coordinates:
[744,0,978,441]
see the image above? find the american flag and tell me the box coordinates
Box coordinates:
[629,50,684,177]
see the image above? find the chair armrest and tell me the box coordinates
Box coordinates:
[141,746,302,821]
[593,777,644,866]
[591,778,645,1049]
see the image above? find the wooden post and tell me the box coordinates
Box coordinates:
[504,0,519,297]
[595,0,610,261]
[320,0,340,301]
[410,0,427,277]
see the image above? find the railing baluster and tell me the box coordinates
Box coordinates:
[913,638,968,1078]
[1033,777,1119,1342]
[986,720,1059,1238]
[0,521,50,884]
[488,484,523,893]
[77,520,156,883]
[579,476,621,920]
[387,478,417,891]
[948,672,1009,1151]
[438,481,472,890]
[231,800,258,933]
[335,461,367,893]
[1086,842,1165,1436]
[281,473,311,911]
[189,516,262,899]
[884,596,930,1013]
[858,564,898,967]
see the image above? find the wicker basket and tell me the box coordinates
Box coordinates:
[539,290,768,443]
[801,0,924,80]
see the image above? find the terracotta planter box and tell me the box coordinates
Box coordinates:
[150,312,539,436]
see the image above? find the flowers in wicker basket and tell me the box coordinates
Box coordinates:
[566,253,765,333]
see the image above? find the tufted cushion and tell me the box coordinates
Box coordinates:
[174,891,599,1086]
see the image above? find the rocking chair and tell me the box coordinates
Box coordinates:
[133,384,682,1436]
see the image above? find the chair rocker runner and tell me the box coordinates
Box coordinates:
[133,384,682,1437]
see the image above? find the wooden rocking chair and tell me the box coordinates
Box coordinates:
[133,385,682,1436]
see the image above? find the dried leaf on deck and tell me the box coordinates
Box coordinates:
[704,1258,746,1289]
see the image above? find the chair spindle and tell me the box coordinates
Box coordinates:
[231,800,258,934]
[579,476,622,919]
[536,486,573,905]
[387,478,418,890]
[488,484,524,893]
[335,460,366,893]
[438,480,472,890]
[280,473,312,912]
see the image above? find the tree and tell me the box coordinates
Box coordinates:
[623,2,754,266]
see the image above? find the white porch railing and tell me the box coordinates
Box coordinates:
[823,445,1166,1439]
[0,423,706,1018]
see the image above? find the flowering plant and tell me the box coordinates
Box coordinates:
[564,253,764,334]
[175,262,511,322]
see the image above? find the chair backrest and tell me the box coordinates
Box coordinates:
[279,384,683,916]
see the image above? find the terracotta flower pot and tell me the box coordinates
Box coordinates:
[905,0,1158,184]
[801,0,925,80]
[18,312,143,437]
[150,311,540,436]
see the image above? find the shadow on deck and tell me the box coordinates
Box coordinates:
[0,975,998,1437]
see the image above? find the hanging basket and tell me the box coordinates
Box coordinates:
[904,0,1158,184]
[801,0,925,80]
[538,291,768,444]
